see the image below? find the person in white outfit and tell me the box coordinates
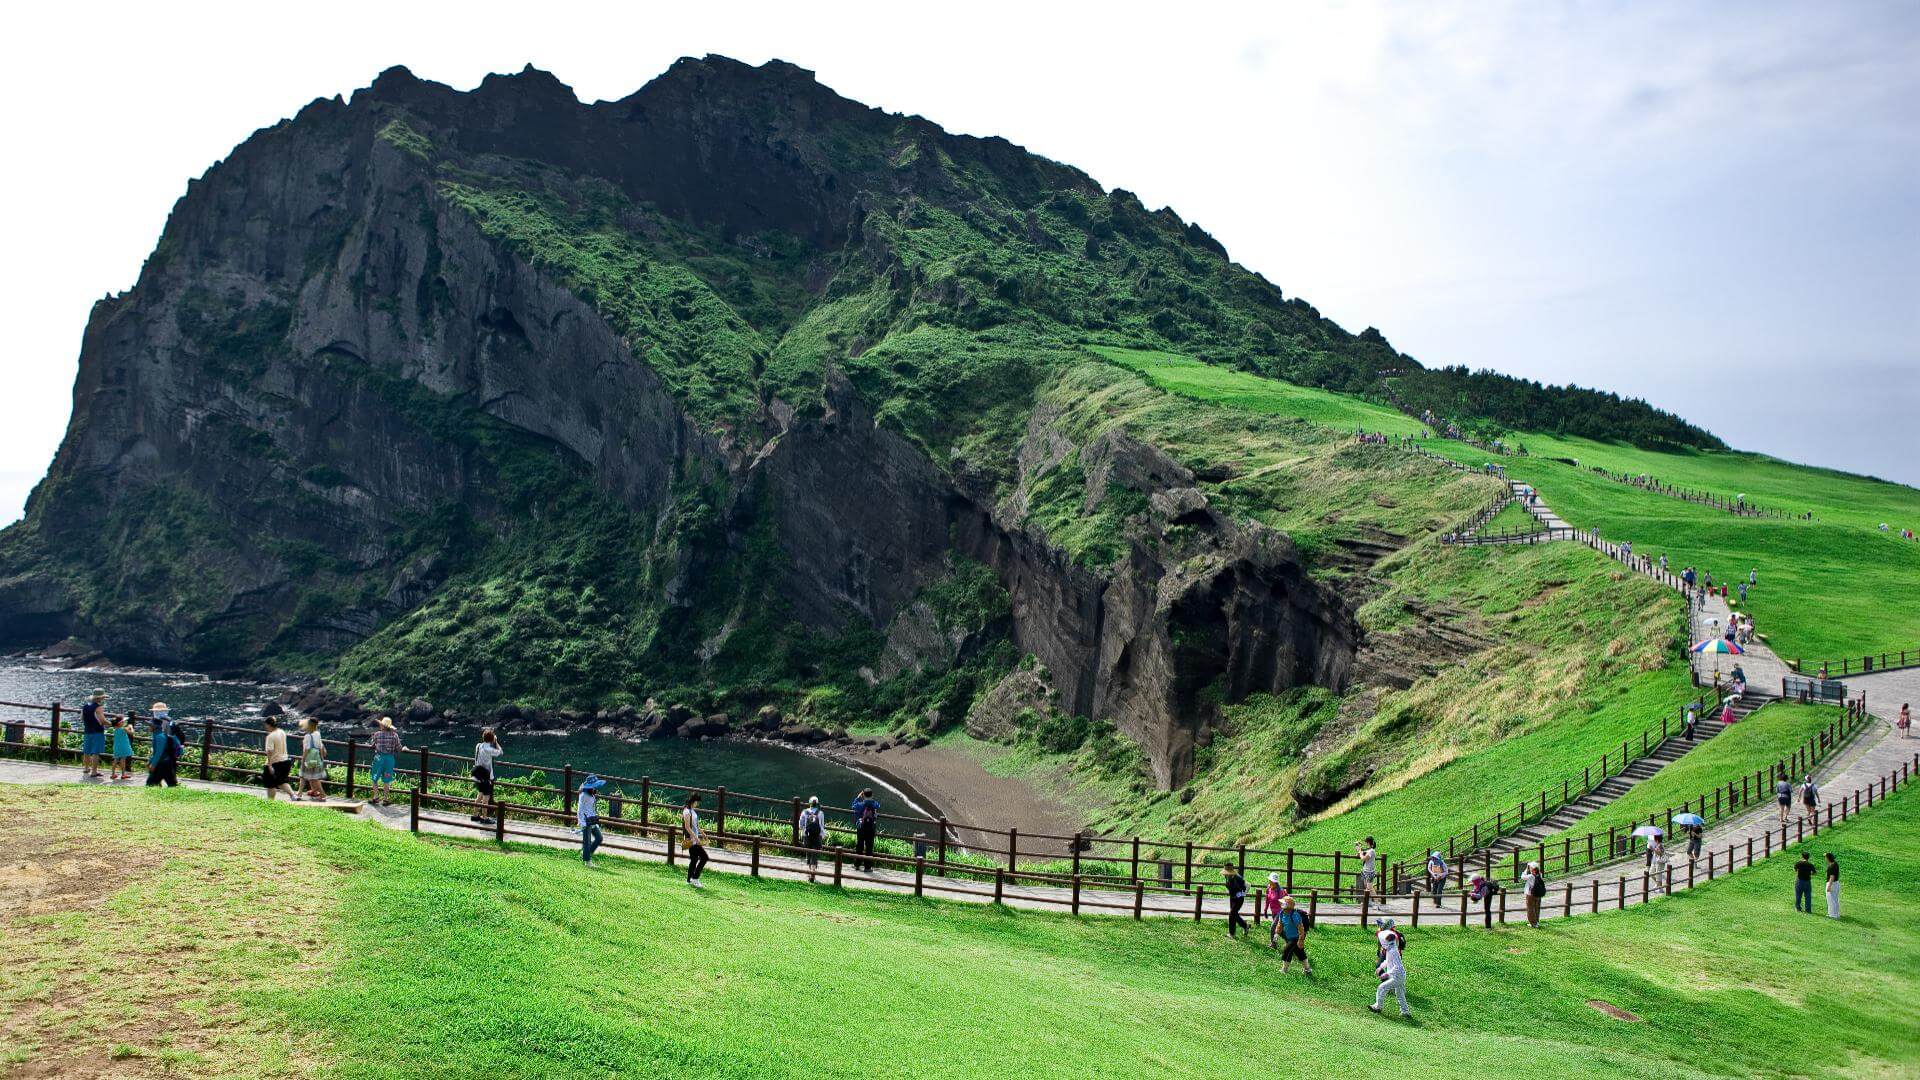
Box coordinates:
[1825,853,1840,918]
[1369,918,1410,1018]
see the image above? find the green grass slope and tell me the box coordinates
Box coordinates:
[5,784,1916,1078]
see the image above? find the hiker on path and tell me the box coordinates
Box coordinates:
[368,717,403,807]
[1356,837,1378,898]
[1683,704,1698,741]
[80,689,107,778]
[1738,582,1749,605]
[261,716,294,799]
[850,788,881,871]
[145,703,183,788]
[681,793,709,887]
[1777,775,1794,823]
[1275,895,1312,973]
[1801,777,1819,822]
[298,718,328,801]
[1369,918,1410,1018]
[1899,703,1910,739]
[1222,867,1251,938]
[1647,836,1669,890]
[577,775,605,864]
[1720,698,1737,726]
[1794,851,1815,913]
[109,714,134,781]
[1425,851,1448,899]
[1521,862,1547,927]
[798,796,827,881]
[1263,873,1287,940]
[1685,824,1703,862]
[1825,853,1840,918]
[1749,568,1757,586]
[471,729,503,824]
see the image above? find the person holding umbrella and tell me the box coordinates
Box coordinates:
[1675,815,1705,861]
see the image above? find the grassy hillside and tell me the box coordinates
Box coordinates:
[5,783,1916,1078]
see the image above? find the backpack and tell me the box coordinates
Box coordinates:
[857,802,877,827]
[1527,873,1547,898]
[801,809,824,841]
[302,733,326,769]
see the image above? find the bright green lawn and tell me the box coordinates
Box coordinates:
[1089,345,1423,435]
[5,783,1917,1078]
[1546,704,1850,844]
[1480,499,1540,535]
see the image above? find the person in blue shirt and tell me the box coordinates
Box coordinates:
[80,689,108,778]
[850,789,881,872]
[577,776,606,865]
[145,703,183,788]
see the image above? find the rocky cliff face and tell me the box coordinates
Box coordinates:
[0,56,1379,787]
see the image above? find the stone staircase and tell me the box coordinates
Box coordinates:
[1475,693,1772,865]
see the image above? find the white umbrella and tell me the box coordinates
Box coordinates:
[1631,825,1664,839]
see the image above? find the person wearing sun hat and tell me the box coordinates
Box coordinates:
[145,702,183,787]
[368,717,403,807]
[79,689,109,778]
[577,775,607,864]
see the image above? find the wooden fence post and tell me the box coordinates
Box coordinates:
[418,747,431,792]
[1071,874,1081,915]
[1194,885,1206,922]
[751,839,761,878]
[938,818,949,868]
[832,849,842,887]
[1411,894,1421,927]
[641,776,652,826]
[201,721,215,781]
[1131,837,1141,883]
[1008,828,1019,875]
[1134,881,1144,919]
[409,786,420,832]
[494,804,507,844]
[1184,841,1194,889]
[918,857,928,899]
[563,765,574,814]
[791,798,801,844]
[48,702,61,764]
[716,786,727,836]
[993,867,1004,904]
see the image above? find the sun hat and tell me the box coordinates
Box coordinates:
[808,796,819,806]
[151,702,169,714]
[1268,872,1280,883]
[377,716,395,729]
[579,775,606,791]
[90,688,107,701]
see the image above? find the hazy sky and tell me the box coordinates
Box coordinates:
[3,0,1915,524]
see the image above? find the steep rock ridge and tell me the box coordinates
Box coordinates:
[1,57,1387,786]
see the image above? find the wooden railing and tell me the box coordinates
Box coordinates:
[1791,648,1920,679]
[2,700,1911,927]
[1581,467,1790,519]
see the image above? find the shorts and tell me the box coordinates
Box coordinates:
[81,732,107,755]
[264,760,293,787]
[472,766,494,795]
[1778,797,1791,807]
[370,753,397,783]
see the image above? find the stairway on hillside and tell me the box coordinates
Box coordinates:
[1473,694,1772,866]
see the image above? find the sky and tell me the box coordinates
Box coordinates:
[2,0,1915,524]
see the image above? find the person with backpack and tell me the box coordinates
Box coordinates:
[1274,895,1312,974]
[297,718,328,801]
[1221,866,1251,938]
[1800,776,1819,823]
[682,793,709,888]
[798,796,827,881]
[1824,852,1840,918]
[144,703,184,788]
[850,789,880,872]
[1776,775,1794,824]
[1263,873,1287,941]
[1425,851,1448,899]
[1793,850,1815,913]
[577,775,606,865]
[1369,918,1410,1018]
[471,730,503,824]
[1355,837,1378,899]
[80,689,108,778]
[1520,862,1547,927]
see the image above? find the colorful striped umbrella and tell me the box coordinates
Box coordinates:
[1691,638,1744,655]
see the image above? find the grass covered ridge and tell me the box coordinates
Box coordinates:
[4,783,1917,1078]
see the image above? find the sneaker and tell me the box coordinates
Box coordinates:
[689,879,703,888]
[1400,1012,1412,1019]
[1369,1004,1382,1014]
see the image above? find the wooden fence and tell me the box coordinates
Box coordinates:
[1791,648,1920,679]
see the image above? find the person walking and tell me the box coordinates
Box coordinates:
[1520,862,1546,928]
[298,718,328,801]
[1355,837,1378,899]
[108,714,134,781]
[145,703,183,788]
[1425,850,1448,900]
[1749,568,1757,586]
[1263,873,1287,941]
[1275,895,1312,974]
[1647,836,1669,891]
[368,717,403,807]
[80,689,108,778]
[261,716,295,799]
[1800,776,1819,823]
[681,793,709,887]
[1776,775,1794,824]
[1793,850,1815,913]
[798,796,827,881]
[1683,704,1698,741]
[1222,866,1251,938]
[1899,703,1910,739]
[1685,824,1703,862]
[1369,918,1410,1018]
[1737,581,1748,605]
[850,788,880,872]
[1824,853,1840,918]
[577,776,606,865]
[471,730,503,824]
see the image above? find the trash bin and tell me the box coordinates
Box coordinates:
[913,833,929,860]
[1158,860,1174,886]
